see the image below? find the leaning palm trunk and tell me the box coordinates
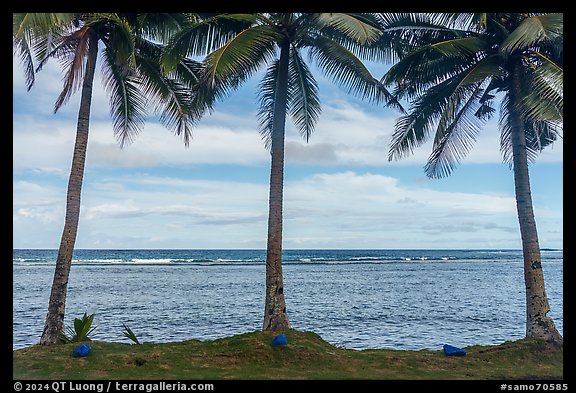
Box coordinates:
[263,41,291,331]
[509,65,562,346]
[40,32,98,345]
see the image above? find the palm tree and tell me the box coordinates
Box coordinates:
[13,13,203,344]
[163,13,401,330]
[381,13,563,345]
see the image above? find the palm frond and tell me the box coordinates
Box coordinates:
[388,74,471,162]
[500,13,563,53]
[168,57,209,125]
[161,13,256,72]
[137,13,193,42]
[13,13,73,39]
[101,44,146,148]
[428,13,479,30]
[524,120,561,156]
[389,112,434,163]
[135,40,200,146]
[295,13,394,65]
[13,13,74,90]
[378,13,472,49]
[90,14,137,69]
[156,81,196,146]
[429,36,485,57]
[13,35,36,91]
[287,49,321,143]
[306,34,402,111]
[204,24,278,88]
[53,27,93,113]
[499,94,562,166]
[520,52,563,121]
[316,13,382,45]
[436,54,502,134]
[475,87,497,120]
[425,80,490,178]
[389,51,502,168]
[382,39,480,99]
[257,60,280,150]
[378,12,438,32]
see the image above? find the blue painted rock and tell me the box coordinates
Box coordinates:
[443,344,466,356]
[72,343,92,357]
[271,334,288,346]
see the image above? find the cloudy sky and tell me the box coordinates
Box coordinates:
[12,50,563,250]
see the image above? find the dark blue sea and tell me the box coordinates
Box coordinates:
[12,249,563,351]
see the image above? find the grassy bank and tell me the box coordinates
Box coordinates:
[13,329,563,380]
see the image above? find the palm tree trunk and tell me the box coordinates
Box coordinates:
[263,41,291,331]
[40,32,98,345]
[509,62,562,346]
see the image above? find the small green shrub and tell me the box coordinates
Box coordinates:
[60,313,97,343]
[122,323,141,345]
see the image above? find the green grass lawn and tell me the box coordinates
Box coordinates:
[13,329,563,380]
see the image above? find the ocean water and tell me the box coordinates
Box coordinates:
[12,249,563,351]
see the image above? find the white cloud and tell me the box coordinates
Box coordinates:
[13,171,538,249]
[280,171,520,248]
[12,116,75,173]
[13,180,64,209]
[285,141,339,164]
